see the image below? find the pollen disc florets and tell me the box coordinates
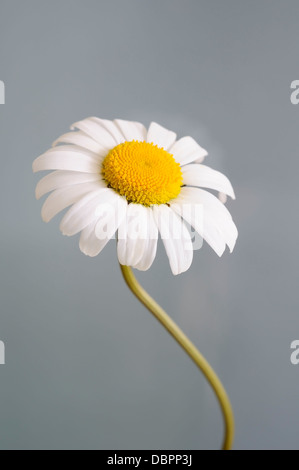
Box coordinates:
[102,141,183,206]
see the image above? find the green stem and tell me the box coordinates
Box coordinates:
[120,264,234,450]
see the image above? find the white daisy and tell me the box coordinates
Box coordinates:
[33,118,237,275]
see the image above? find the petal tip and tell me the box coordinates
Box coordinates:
[215,245,226,257]
[41,213,50,223]
[70,122,78,131]
[79,246,92,257]
[32,161,38,173]
[35,188,41,200]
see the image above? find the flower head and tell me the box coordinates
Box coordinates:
[33,118,237,274]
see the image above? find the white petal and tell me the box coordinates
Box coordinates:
[91,118,126,145]
[117,204,158,268]
[182,164,235,199]
[79,222,102,257]
[117,204,147,266]
[41,182,102,223]
[219,192,227,204]
[171,200,226,257]
[153,205,193,275]
[194,155,208,163]
[52,131,107,154]
[169,136,208,166]
[59,188,112,236]
[71,117,116,149]
[36,145,101,162]
[80,195,127,257]
[114,119,147,142]
[178,186,233,220]
[94,194,127,241]
[173,187,238,254]
[134,209,158,271]
[33,147,101,174]
[147,122,176,150]
[218,217,238,252]
[35,170,103,200]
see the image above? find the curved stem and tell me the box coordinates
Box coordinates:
[120,264,234,450]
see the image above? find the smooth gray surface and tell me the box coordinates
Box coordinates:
[0,0,298,450]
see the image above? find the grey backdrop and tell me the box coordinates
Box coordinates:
[0,0,298,450]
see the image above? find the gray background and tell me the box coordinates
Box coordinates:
[0,0,298,450]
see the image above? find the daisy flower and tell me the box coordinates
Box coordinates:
[33,118,237,275]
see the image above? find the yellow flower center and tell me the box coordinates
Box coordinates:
[102,141,183,206]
